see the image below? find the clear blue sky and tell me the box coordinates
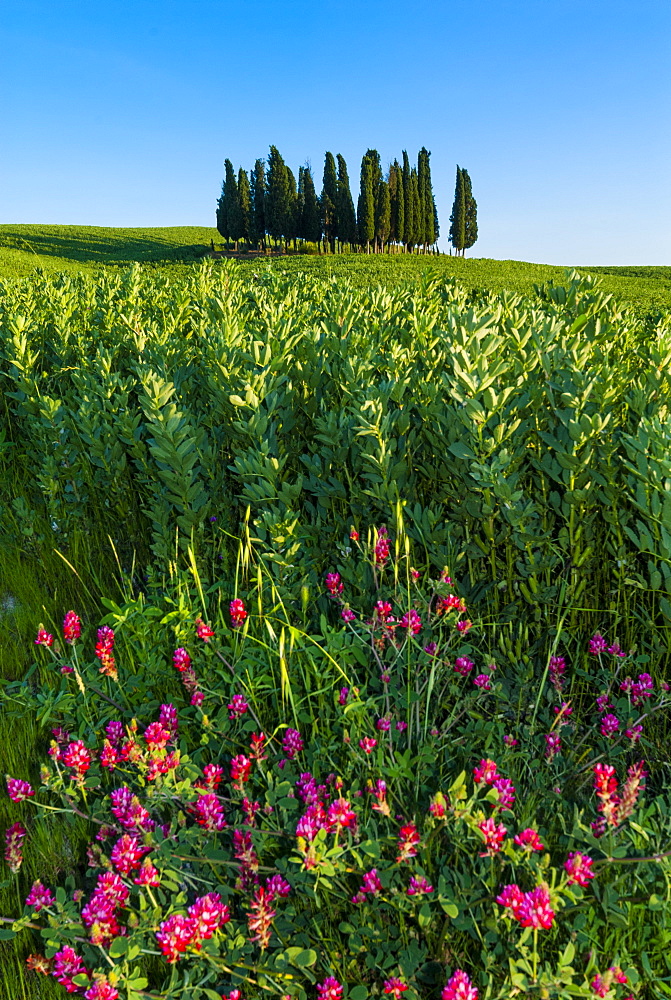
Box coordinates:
[2,0,669,265]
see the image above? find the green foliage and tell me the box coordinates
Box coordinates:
[336,155,357,249]
[2,534,671,998]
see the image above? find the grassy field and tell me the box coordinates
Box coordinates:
[1,236,671,997]
[1,223,670,311]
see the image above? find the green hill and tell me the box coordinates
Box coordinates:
[1,223,669,310]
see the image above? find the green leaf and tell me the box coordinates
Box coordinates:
[349,988,368,1000]
[0,928,16,941]
[108,936,129,957]
[72,973,91,987]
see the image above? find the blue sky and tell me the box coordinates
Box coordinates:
[1,0,669,264]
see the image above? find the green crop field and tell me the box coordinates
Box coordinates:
[1,240,671,999]
[1,224,670,312]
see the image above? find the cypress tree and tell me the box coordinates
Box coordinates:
[216,175,226,241]
[321,152,339,252]
[286,165,299,249]
[388,160,404,250]
[363,150,382,251]
[432,194,440,250]
[336,154,357,250]
[357,154,375,253]
[266,145,290,248]
[301,164,322,245]
[463,168,478,254]
[409,167,421,252]
[251,159,266,251]
[417,147,435,251]
[402,151,413,252]
[237,168,251,249]
[297,167,306,243]
[375,179,391,253]
[449,166,466,255]
[221,159,239,248]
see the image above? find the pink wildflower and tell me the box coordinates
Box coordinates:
[110,834,145,875]
[188,892,230,939]
[247,885,276,950]
[84,977,120,1000]
[496,883,525,919]
[134,857,161,886]
[341,607,356,622]
[63,611,81,645]
[503,734,518,747]
[230,598,247,628]
[396,822,421,862]
[400,609,422,634]
[6,777,34,802]
[454,656,474,676]
[231,754,252,785]
[325,572,344,595]
[228,694,249,719]
[172,647,191,672]
[473,673,491,690]
[282,728,304,758]
[144,721,171,749]
[375,527,390,566]
[626,724,643,742]
[407,875,433,895]
[25,880,54,911]
[441,969,478,1000]
[63,740,92,777]
[600,713,620,737]
[549,655,566,691]
[492,777,516,809]
[156,913,196,963]
[34,626,54,647]
[517,885,555,929]
[456,619,472,634]
[384,978,409,998]
[478,816,507,856]
[317,978,344,1000]
[513,828,544,853]
[473,759,499,785]
[544,732,561,759]
[265,874,291,900]
[589,632,608,655]
[339,686,349,705]
[195,617,215,642]
[327,797,357,830]
[359,737,377,754]
[564,851,595,887]
[52,945,88,993]
[192,793,227,831]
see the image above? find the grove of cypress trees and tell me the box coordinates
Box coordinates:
[336,154,357,251]
[237,168,251,249]
[375,179,391,253]
[357,154,375,253]
[251,159,266,250]
[463,168,478,253]
[321,152,338,252]
[266,146,290,248]
[449,166,466,255]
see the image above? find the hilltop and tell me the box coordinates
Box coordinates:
[0,223,670,310]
